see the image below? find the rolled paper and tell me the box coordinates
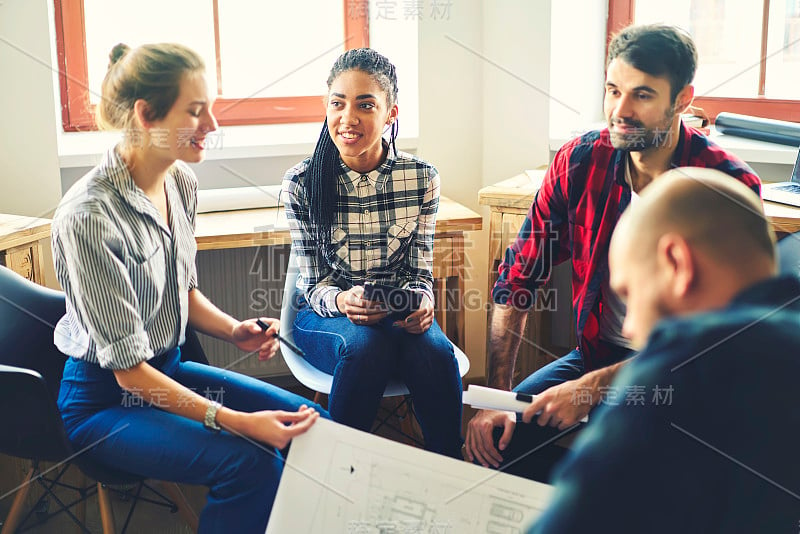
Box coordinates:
[715,112,800,147]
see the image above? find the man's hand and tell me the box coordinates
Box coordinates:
[337,286,389,325]
[465,409,516,468]
[522,377,594,430]
[522,360,631,430]
[393,293,434,334]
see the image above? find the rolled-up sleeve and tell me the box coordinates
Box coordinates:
[53,211,153,369]
[493,151,571,310]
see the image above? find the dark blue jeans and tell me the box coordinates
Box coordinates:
[293,306,463,458]
[494,344,633,481]
[57,348,327,534]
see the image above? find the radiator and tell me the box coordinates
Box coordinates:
[195,244,292,378]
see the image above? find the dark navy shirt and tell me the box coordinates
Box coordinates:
[529,276,800,533]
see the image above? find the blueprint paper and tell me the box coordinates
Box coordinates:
[266,418,553,534]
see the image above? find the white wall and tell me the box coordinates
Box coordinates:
[482,1,552,181]
[417,1,483,377]
[549,0,608,141]
[0,0,61,217]
[418,1,553,378]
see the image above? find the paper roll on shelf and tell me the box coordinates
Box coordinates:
[197,185,283,213]
[715,112,800,147]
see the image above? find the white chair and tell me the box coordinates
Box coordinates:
[279,250,470,441]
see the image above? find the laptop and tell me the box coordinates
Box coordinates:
[762,148,800,207]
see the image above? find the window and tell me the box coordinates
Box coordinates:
[54,0,369,131]
[608,0,800,122]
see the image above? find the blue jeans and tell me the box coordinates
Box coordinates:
[57,348,328,534]
[293,306,463,458]
[494,344,633,481]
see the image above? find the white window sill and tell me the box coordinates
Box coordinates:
[549,124,797,165]
[59,123,418,169]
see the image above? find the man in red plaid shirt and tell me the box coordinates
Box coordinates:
[465,24,761,479]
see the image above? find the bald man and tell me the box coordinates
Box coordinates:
[528,168,800,533]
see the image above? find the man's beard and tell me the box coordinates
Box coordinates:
[608,106,677,151]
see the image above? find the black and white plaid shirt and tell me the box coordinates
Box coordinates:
[51,146,198,369]
[283,149,439,317]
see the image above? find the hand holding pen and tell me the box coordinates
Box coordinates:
[256,318,306,357]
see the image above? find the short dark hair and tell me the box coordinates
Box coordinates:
[607,24,697,102]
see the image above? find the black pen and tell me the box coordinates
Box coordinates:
[255,318,306,357]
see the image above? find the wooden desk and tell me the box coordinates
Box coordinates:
[478,173,800,379]
[764,200,800,234]
[0,214,51,285]
[196,196,483,350]
[478,173,570,381]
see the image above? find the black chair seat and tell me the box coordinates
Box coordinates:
[0,266,199,533]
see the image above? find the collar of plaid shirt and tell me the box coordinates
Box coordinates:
[337,141,397,193]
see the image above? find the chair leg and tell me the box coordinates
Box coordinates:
[74,470,87,534]
[0,467,33,534]
[158,482,198,533]
[312,391,328,410]
[396,397,423,447]
[97,483,115,534]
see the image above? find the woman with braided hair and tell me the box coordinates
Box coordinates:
[283,48,463,458]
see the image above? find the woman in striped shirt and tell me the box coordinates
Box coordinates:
[52,43,323,532]
[283,49,463,458]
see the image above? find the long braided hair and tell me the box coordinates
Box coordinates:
[306,48,399,248]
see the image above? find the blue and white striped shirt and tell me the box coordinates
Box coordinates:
[51,146,198,369]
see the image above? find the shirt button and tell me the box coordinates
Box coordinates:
[360,175,369,182]
[365,241,371,247]
[364,209,370,216]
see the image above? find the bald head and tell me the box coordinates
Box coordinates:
[614,167,774,269]
[609,167,775,349]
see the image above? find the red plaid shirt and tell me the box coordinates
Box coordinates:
[492,122,762,372]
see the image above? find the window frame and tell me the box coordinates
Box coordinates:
[54,0,369,132]
[607,0,800,122]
